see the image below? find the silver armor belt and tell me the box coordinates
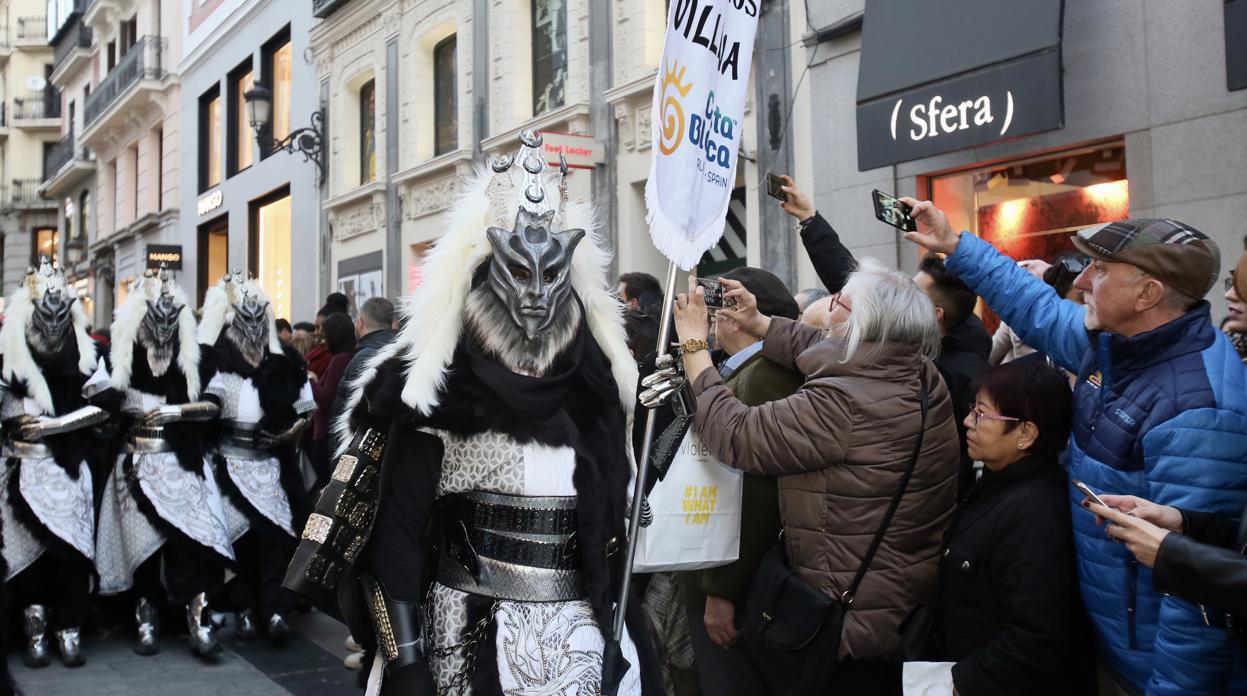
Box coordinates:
[219,421,270,459]
[126,425,172,453]
[438,491,586,602]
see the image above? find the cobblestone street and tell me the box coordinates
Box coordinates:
[7,611,359,696]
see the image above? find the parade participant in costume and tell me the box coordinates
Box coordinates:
[286,130,660,696]
[94,267,232,658]
[0,259,115,668]
[199,272,314,643]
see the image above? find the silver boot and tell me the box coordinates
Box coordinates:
[267,613,291,645]
[187,592,221,657]
[22,605,50,668]
[134,597,160,656]
[236,608,258,639]
[56,627,85,667]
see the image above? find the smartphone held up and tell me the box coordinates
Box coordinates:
[872,189,917,232]
[694,277,737,310]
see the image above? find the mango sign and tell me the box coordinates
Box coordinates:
[540,132,602,170]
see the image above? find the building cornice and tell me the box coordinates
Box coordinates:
[480,102,593,153]
[393,148,473,186]
[323,179,386,212]
[309,0,398,51]
[603,71,657,106]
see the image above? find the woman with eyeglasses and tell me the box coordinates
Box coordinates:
[926,361,1094,695]
[1222,249,1247,365]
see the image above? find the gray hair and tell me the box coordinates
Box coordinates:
[359,296,395,331]
[838,258,941,364]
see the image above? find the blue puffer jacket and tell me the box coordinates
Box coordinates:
[947,232,1247,696]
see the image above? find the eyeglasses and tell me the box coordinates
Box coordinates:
[829,293,852,314]
[1226,270,1238,293]
[968,405,1020,428]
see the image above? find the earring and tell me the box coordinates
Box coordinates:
[1017,443,1025,450]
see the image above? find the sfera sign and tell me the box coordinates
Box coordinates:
[145,244,183,270]
[856,50,1063,170]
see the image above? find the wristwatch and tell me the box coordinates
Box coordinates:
[681,338,709,355]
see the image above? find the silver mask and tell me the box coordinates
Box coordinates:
[29,288,75,358]
[139,293,183,376]
[226,292,270,368]
[485,209,585,340]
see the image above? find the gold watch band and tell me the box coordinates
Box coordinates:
[681,338,709,354]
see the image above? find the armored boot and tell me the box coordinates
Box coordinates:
[187,592,222,657]
[267,613,291,645]
[236,608,258,639]
[134,597,160,656]
[56,627,85,667]
[22,605,50,668]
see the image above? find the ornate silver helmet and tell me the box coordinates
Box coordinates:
[139,267,183,350]
[26,257,76,356]
[230,290,270,346]
[482,130,584,339]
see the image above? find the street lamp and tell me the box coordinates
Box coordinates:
[244,82,326,183]
[64,236,85,266]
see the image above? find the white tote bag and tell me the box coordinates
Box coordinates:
[632,431,743,573]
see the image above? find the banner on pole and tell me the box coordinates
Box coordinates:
[645,0,761,270]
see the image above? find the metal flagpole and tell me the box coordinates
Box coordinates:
[612,259,680,641]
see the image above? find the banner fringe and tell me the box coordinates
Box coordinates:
[643,175,728,271]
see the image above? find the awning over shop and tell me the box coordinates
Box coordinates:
[854,0,1065,170]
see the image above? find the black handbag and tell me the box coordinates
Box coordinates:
[740,378,930,696]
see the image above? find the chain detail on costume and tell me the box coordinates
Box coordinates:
[425,587,500,696]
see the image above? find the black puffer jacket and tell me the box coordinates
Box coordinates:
[1154,500,1247,636]
[935,317,991,496]
[934,456,1094,695]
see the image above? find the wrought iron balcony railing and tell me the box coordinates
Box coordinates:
[53,19,92,72]
[13,95,60,121]
[15,16,46,42]
[43,132,89,182]
[84,36,166,126]
[313,0,351,19]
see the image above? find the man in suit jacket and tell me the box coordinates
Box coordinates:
[681,266,804,696]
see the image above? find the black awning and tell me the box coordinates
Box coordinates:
[855,0,1065,170]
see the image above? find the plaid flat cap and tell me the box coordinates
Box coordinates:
[1071,219,1221,299]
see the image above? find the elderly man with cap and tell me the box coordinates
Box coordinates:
[901,200,1247,696]
[678,266,803,696]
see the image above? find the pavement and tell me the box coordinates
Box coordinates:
[7,610,362,696]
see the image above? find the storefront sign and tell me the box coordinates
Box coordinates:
[197,189,223,216]
[856,50,1063,170]
[541,132,602,170]
[146,244,183,270]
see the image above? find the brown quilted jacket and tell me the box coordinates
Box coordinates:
[690,318,959,660]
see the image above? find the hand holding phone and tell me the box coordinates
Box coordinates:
[872,189,917,232]
[766,173,788,203]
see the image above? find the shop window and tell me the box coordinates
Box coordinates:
[250,189,292,319]
[434,35,458,156]
[199,86,222,192]
[32,227,58,265]
[927,143,1128,328]
[262,28,293,154]
[532,0,566,115]
[359,79,377,184]
[229,61,255,175]
[197,216,229,305]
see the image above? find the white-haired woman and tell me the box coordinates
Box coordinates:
[672,259,960,694]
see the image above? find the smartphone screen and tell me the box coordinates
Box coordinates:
[766,173,788,202]
[694,278,735,309]
[872,189,917,232]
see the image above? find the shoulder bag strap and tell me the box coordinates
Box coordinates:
[840,373,930,606]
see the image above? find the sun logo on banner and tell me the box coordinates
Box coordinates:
[658,60,693,156]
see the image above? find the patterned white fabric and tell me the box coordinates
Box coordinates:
[137,453,235,560]
[17,456,94,561]
[95,457,167,594]
[0,463,45,580]
[223,455,295,537]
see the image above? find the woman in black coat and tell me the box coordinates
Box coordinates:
[931,361,1093,695]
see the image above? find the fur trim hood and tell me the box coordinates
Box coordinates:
[332,158,637,454]
[0,265,96,412]
[110,273,202,399]
[196,274,284,356]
